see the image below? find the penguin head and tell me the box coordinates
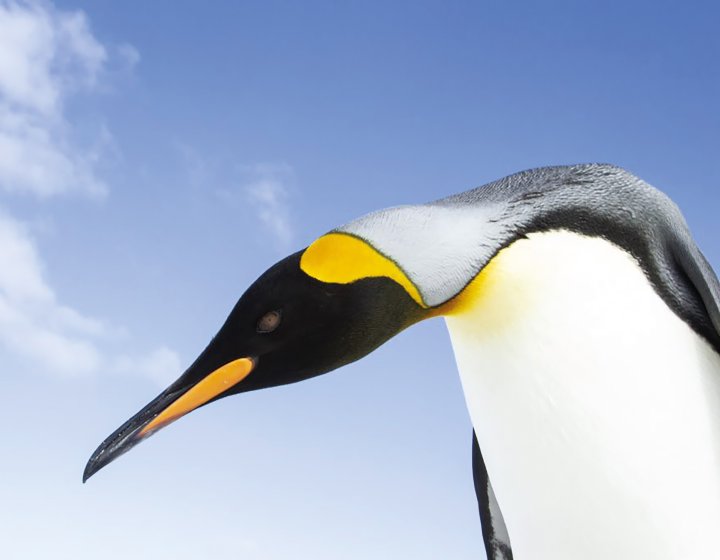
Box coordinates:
[205,245,426,392]
[83,234,427,481]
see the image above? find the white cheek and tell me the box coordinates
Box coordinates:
[339,203,506,307]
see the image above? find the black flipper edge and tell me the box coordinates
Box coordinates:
[472,431,513,560]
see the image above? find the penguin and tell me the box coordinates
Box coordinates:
[84,163,720,560]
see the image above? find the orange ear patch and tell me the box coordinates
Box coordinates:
[300,232,426,307]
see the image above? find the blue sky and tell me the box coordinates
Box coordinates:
[0,1,718,558]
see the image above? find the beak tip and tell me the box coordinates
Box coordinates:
[82,452,105,483]
[82,463,95,484]
[82,436,129,484]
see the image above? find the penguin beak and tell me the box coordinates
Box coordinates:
[83,356,255,483]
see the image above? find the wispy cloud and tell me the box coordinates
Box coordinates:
[242,163,295,250]
[116,43,140,71]
[0,0,109,198]
[176,143,298,252]
[111,346,182,387]
[0,0,181,384]
[0,211,103,375]
[0,212,181,381]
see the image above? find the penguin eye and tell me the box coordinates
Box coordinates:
[257,310,282,333]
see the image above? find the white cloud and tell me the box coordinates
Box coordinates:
[0,212,181,383]
[116,43,140,71]
[242,163,295,250]
[0,1,181,385]
[176,145,298,251]
[113,347,183,387]
[0,0,109,197]
[0,211,102,376]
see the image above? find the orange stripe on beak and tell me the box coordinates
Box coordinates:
[139,357,255,437]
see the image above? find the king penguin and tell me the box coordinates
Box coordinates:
[84,164,720,560]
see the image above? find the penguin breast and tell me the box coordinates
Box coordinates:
[444,230,720,560]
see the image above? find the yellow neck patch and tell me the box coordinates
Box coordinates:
[429,253,504,317]
[300,232,426,307]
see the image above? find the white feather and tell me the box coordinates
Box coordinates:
[445,230,720,559]
[338,203,506,307]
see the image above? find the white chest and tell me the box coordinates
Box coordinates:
[444,231,720,559]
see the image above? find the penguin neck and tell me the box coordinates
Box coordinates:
[443,230,720,560]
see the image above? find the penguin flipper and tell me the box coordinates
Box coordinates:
[670,234,720,351]
[472,431,513,560]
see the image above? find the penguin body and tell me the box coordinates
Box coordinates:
[85,164,720,560]
[452,230,720,559]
